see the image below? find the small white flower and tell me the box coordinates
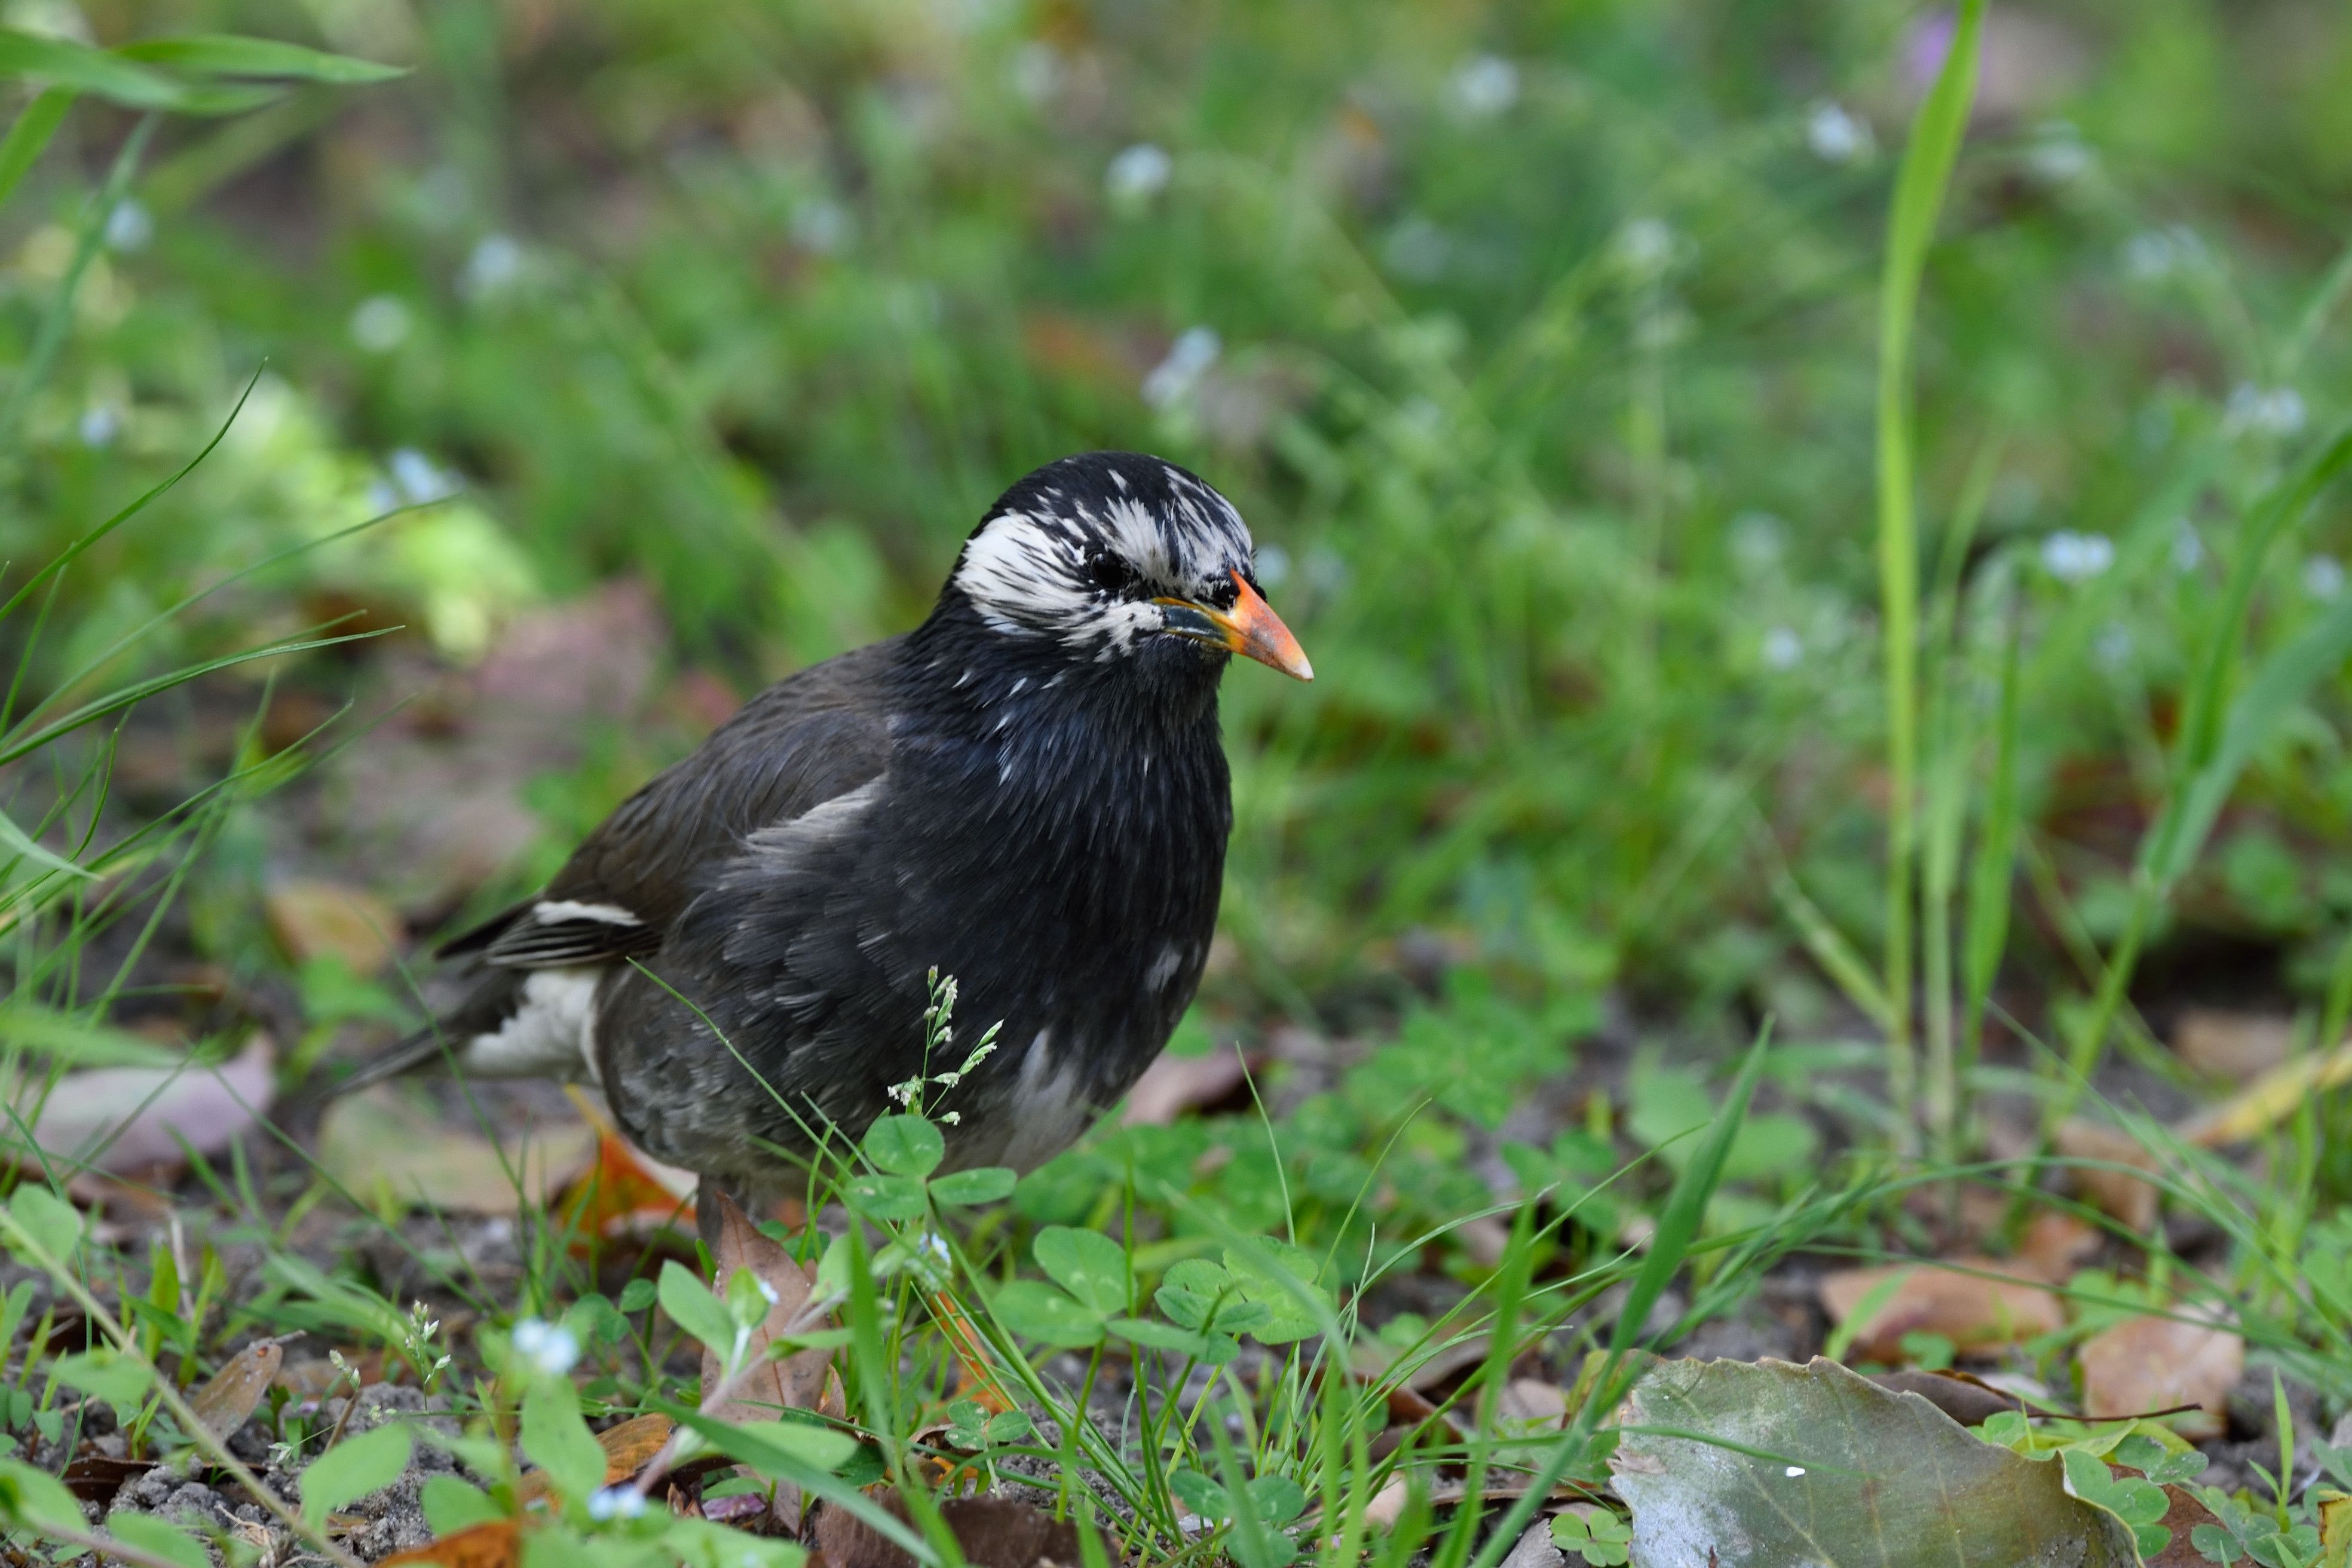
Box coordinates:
[1614,216,1674,278]
[2305,555,2345,601]
[1142,326,1220,409]
[1804,102,1872,164]
[78,405,120,448]
[461,233,525,298]
[1010,42,1062,105]
[755,1277,781,1306]
[389,448,459,504]
[1383,217,1451,281]
[586,1485,645,1521]
[1784,1465,1807,1478]
[1761,626,1802,670]
[2170,518,2204,572]
[1730,510,1786,571]
[1105,142,1173,206]
[920,1232,951,1264]
[350,295,412,353]
[509,1316,580,1377]
[2094,623,2133,669]
[2026,122,2094,183]
[104,199,152,252]
[2224,384,2306,439]
[1254,544,1291,590]
[792,199,850,254]
[1448,54,1520,118]
[2039,531,2114,583]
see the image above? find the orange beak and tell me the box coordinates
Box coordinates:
[1156,570,1313,681]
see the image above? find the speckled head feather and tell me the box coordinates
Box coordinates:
[947,452,1258,661]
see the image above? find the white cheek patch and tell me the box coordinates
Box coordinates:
[954,512,1090,638]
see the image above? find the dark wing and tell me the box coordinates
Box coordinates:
[437,639,902,970]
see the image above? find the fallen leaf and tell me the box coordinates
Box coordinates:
[60,1450,155,1502]
[2172,1009,2295,1082]
[2145,1486,2228,1567]
[189,1339,287,1438]
[316,1085,595,1214]
[1866,1367,2027,1426]
[2180,1036,2352,1147]
[1122,1044,1251,1126]
[266,881,403,975]
[516,1413,675,1506]
[1819,1258,2064,1360]
[1610,1357,2139,1566]
[810,1493,1107,1568]
[1497,1517,1562,1568]
[553,1127,697,1243]
[2055,1120,2161,1233]
[20,1034,273,1177]
[701,1190,839,1529]
[1495,1378,1570,1432]
[2078,1312,2241,1438]
[377,1517,520,1567]
[2013,1210,2102,1282]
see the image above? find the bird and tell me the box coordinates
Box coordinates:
[336,451,1310,1214]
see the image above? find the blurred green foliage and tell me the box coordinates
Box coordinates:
[6,0,2352,1033]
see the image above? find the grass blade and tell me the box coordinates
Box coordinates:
[1462,1024,1774,1568]
[1875,0,1985,1137]
[0,84,71,210]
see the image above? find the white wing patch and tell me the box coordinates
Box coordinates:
[533,899,642,927]
[461,966,604,1082]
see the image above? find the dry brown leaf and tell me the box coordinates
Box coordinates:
[702,1191,839,1529]
[1819,1258,2064,1360]
[2145,1486,2228,1567]
[316,1086,595,1214]
[26,1033,273,1177]
[1122,1043,1251,1126]
[516,1413,676,1507]
[266,881,403,975]
[810,1493,1107,1568]
[1496,1378,1570,1431]
[2078,1312,2241,1438]
[2172,1009,2294,1082]
[2054,1121,2161,1233]
[2013,1210,2102,1282]
[189,1339,286,1438]
[377,1517,520,1568]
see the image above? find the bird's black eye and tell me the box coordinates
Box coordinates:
[1085,552,1141,597]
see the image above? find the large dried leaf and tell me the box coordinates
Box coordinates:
[810,1493,1106,1568]
[316,1086,594,1214]
[20,1034,272,1177]
[1819,1257,2063,1359]
[514,1413,675,1507]
[2181,1037,2352,1147]
[2078,1312,2241,1438]
[2055,1120,2161,1233]
[701,1191,839,1529]
[1121,1043,1250,1125]
[377,1517,519,1568]
[1611,1358,2139,1566]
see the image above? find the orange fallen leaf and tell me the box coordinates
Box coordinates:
[267,881,403,976]
[1819,1258,2064,1361]
[553,1126,697,1245]
[377,1517,520,1568]
[2013,1210,2102,1282]
[189,1339,286,1439]
[2078,1311,2241,1438]
[702,1191,840,1528]
[2054,1120,2161,1234]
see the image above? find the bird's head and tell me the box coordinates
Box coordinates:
[939,452,1312,685]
